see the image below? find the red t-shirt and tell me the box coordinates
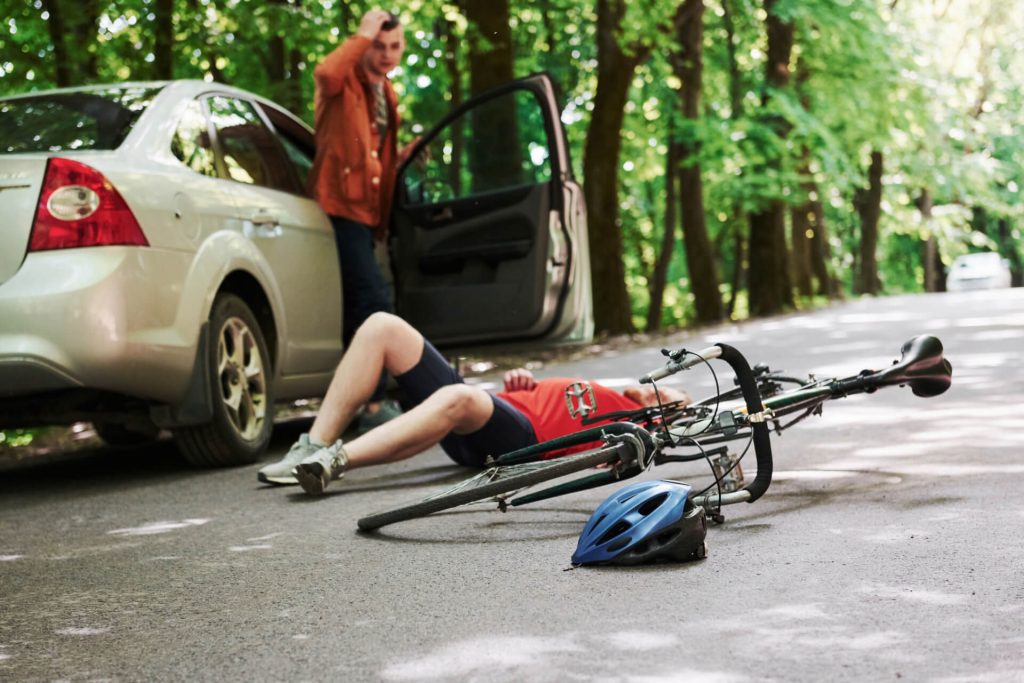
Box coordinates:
[496,378,641,450]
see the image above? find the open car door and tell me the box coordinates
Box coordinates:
[390,74,592,347]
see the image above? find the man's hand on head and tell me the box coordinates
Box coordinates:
[503,368,537,392]
[357,9,392,39]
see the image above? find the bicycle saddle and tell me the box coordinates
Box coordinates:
[870,335,952,397]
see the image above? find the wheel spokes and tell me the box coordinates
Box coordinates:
[217,315,267,440]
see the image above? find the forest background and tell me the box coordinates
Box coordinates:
[1,0,1022,336]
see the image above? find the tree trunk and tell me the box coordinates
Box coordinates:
[726,227,745,317]
[998,217,1022,286]
[789,64,816,299]
[40,0,72,87]
[808,197,838,297]
[747,0,794,317]
[722,0,743,119]
[674,0,723,323]
[464,0,514,96]
[722,0,746,317]
[790,202,813,297]
[69,0,100,82]
[646,131,680,332]
[917,189,942,292]
[154,0,175,80]
[583,0,651,334]
[854,149,883,295]
[338,1,355,36]
[439,16,464,197]
[463,0,518,192]
[266,0,305,114]
[289,45,305,114]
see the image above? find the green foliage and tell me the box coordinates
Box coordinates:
[2,0,1021,330]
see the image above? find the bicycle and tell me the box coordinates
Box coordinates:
[357,335,953,531]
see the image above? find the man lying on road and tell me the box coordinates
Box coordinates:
[258,313,690,495]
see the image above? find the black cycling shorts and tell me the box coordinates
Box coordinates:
[394,340,538,467]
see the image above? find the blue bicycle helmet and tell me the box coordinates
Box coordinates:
[572,480,707,566]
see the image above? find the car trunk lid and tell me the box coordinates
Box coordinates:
[0,157,47,284]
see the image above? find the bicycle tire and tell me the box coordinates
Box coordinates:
[357,445,625,531]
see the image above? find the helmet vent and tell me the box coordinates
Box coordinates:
[586,513,608,534]
[597,520,632,545]
[656,528,681,546]
[637,492,669,516]
[606,537,630,553]
[630,541,650,555]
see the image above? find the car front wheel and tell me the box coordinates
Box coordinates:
[174,293,275,467]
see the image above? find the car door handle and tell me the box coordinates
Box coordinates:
[250,210,279,226]
[244,211,282,239]
[430,206,453,222]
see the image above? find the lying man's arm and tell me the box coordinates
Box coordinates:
[503,368,537,392]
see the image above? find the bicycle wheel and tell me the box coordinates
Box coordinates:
[357,444,624,531]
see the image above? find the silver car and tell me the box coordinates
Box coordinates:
[0,76,592,466]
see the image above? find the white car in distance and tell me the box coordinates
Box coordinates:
[946,252,1012,292]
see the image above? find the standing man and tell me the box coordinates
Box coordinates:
[308,8,411,433]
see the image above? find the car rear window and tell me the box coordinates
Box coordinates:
[0,86,162,153]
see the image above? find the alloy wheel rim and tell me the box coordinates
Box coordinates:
[216,316,267,441]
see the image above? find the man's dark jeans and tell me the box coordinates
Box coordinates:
[331,215,392,402]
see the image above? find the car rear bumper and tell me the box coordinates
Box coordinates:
[0,246,197,404]
[947,277,1008,291]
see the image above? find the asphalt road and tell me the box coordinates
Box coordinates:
[2,289,1023,682]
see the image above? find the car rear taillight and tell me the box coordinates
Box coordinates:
[29,157,149,251]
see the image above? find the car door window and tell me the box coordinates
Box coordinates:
[403,89,552,205]
[170,99,218,177]
[207,96,297,193]
[258,102,315,191]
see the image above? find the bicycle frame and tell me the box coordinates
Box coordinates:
[356,335,952,531]
[498,335,952,512]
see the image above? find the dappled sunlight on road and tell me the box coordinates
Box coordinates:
[695,602,910,656]
[380,635,583,680]
[106,519,209,536]
[772,470,902,484]
[380,632,751,683]
[858,583,967,606]
[54,627,111,636]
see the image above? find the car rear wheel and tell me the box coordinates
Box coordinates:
[174,293,274,467]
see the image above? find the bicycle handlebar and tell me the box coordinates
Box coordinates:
[640,345,721,384]
[713,344,773,502]
[640,343,774,503]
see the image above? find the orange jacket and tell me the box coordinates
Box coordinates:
[308,36,400,235]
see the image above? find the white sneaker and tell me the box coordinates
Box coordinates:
[294,440,349,495]
[257,433,321,485]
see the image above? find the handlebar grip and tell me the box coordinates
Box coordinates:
[714,343,773,503]
[641,362,684,384]
[640,345,721,384]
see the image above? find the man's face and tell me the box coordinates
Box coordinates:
[363,25,405,78]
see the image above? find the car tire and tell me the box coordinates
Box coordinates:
[174,293,275,467]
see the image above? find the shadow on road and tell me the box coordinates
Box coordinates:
[0,418,316,499]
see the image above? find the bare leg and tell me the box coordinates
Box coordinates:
[343,384,494,470]
[308,312,425,445]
